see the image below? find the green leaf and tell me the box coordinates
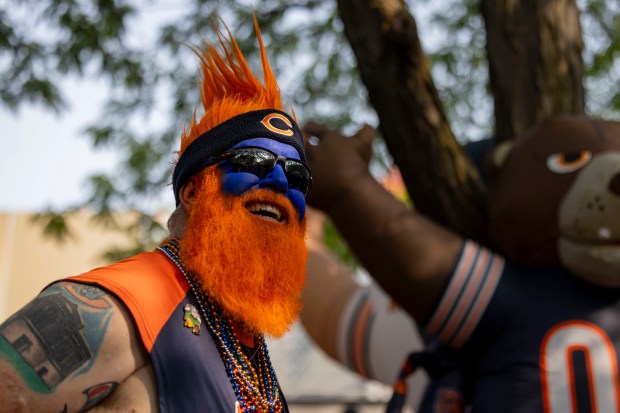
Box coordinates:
[31,211,74,243]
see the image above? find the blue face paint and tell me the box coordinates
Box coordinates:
[219,137,307,221]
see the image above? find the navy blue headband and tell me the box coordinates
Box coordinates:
[172,109,305,205]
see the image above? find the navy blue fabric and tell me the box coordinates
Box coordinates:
[150,292,237,412]
[150,292,291,412]
[423,254,620,412]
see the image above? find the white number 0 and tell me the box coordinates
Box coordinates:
[540,321,620,412]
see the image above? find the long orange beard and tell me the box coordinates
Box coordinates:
[180,168,307,338]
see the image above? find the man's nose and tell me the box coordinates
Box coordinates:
[259,164,289,193]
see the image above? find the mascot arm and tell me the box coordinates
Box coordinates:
[302,234,359,360]
[304,124,463,323]
[302,212,427,408]
[328,173,461,322]
[302,208,357,359]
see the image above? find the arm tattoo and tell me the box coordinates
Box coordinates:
[54,381,118,413]
[78,381,118,412]
[0,282,115,393]
[62,284,111,310]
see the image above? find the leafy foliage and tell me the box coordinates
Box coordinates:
[2,0,619,261]
[416,0,493,142]
[579,0,620,117]
[31,209,76,243]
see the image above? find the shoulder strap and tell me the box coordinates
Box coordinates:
[68,250,189,352]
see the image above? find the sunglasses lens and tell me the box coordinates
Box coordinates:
[225,147,311,195]
[229,149,274,178]
[284,161,311,194]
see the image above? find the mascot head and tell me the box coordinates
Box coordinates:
[169,18,310,338]
[488,115,620,286]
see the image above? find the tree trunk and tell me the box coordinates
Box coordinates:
[337,0,488,242]
[481,0,585,142]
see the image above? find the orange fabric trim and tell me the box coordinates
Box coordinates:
[68,250,189,352]
[352,300,372,378]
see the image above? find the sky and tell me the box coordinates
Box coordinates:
[0,77,121,212]
[0,1,184,213]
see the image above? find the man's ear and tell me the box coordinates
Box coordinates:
[179,175,200,210]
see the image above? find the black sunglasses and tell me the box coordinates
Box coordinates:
[212,146,312,196]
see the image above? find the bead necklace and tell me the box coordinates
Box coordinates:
[158,239,283,413]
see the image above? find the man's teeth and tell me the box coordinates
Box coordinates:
[247,203,283,222]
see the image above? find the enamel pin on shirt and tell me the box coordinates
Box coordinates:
[183,303,202,335]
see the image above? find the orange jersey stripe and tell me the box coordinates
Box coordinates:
[426,241,477,335]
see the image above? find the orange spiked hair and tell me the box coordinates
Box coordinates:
[179,17,288,156]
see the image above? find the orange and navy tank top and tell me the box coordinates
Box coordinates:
[67,249,240,412]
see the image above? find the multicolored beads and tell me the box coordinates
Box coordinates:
[158,240,283,413]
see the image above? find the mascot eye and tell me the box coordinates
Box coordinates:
[546,151,592,174]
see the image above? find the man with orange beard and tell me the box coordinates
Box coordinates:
[0,20,310,413]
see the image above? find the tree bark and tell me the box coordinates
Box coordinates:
[481,0,585,142]
[337,0,488,242]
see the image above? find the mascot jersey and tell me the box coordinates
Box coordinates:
[422,240,620,413]
[67,249,287,412]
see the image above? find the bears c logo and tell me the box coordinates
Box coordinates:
[260,113,294,137]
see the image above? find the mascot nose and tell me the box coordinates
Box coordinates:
[609,172,620,197]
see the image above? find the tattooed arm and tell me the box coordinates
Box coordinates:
[0,282,149,413]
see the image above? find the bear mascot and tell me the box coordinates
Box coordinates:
[300,115,620,413]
